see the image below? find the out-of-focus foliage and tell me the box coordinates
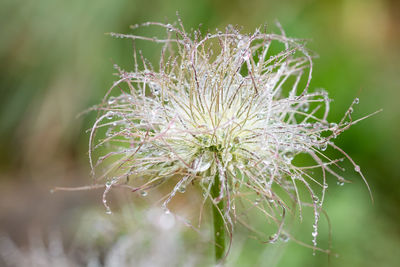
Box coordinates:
[0,0,399,266]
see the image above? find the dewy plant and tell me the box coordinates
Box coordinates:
[86,19,378,263]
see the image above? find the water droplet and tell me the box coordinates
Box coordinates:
[140,190,148,197]
[108,97,116,105]
[268,234,278,243]
[283,151,294,163]
[312,231,318,237]
[178,185,186,193]
[163,208,171,214]
[106,112,114,120]
[353,98,359,104]
[280,233,290,242]
[319,142,327,151]
[330,122,338,128]
[301,103,309,112]
[354,165,360,172]
[105,210,112,215]
[193,157,212,172]
[337,181,344,186]
[254,198,261,205]
[166,23,173,32]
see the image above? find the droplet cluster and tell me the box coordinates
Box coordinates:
[90,21,371,253]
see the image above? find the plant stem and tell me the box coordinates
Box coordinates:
[211,172,225,263]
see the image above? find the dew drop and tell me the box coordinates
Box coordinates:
[105,210,112,215]
[108,97,116,105]
[301,103,309,112]
[280,233,290,243]
[153,88,160,96]
[319,142,327,151]
[106,112,114,120]
[330,122,338,128]
[337,181,344,186]
[268,234,278,243]
[353,98,359,104]
[140,190,148,197]
[354,165,360,172]
[283,151,294,163]
[312,231,318,237]
[178,185,186,193]
[193,157,212,172]
[166,23,173,32]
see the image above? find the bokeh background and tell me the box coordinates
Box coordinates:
[1,0,399,266]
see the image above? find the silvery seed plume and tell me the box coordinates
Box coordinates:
[88,20,377,252]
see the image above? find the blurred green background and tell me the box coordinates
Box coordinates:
[0,0,399,266]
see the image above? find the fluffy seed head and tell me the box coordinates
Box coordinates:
[89,21,373,252]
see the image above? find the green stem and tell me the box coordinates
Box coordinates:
[211,172,225,263]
